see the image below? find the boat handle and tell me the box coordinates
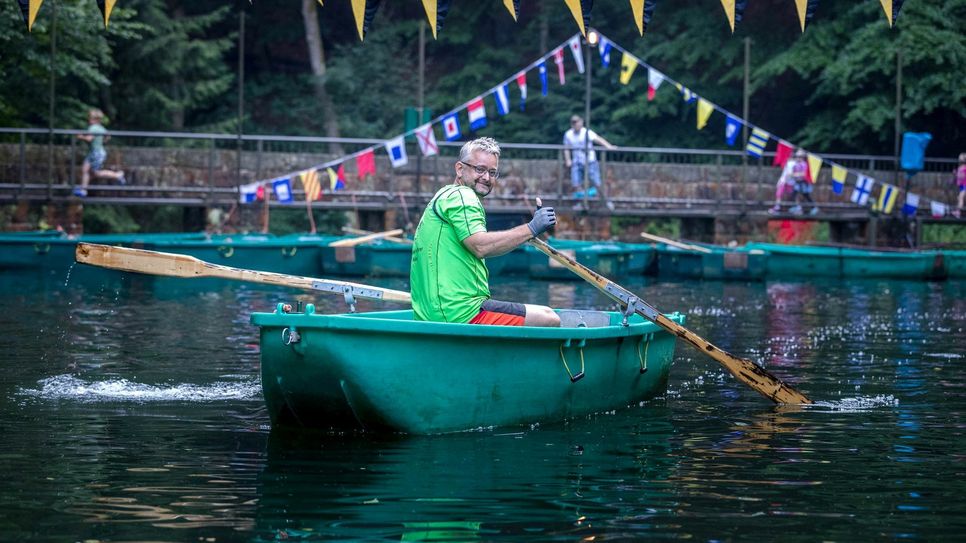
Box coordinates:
[281,246,298,257]
[559,339,586,383]
[281,327,301,345]
[217,245,234,258]
[34,243,51,255]
[637,334,651,374]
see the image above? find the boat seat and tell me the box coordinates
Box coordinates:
[558,309,612,328]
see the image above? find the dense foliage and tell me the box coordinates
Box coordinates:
[1,0,963,156]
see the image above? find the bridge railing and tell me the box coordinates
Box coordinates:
[0,127,958,201]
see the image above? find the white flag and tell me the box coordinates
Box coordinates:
[415,124,438,157]
[567,35,585,74]
[930,201,946,217]
[385,137,408,168]
[851,175,875,206]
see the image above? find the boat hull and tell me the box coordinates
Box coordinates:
[252,307,683,434]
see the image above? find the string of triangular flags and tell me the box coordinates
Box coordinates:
[16,1,907,35]
[601,31,953,218]
[17,0,118,31]
[241,33,591,206]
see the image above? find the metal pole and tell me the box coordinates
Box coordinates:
[415,20,425,203]
[236,8,245,194]
[894,47,903,188]
[742,37,751,205]
[47,0,57,200]
[582,35,591,209]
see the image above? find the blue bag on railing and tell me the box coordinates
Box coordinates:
[900,132,932,176]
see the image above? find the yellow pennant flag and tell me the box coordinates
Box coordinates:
[420,0,438,39]
[97,0,117,28]
[696,99,714,130]
[350,0,366,40]
[630,0,645,35]
[795,0,808,32]
[19,0,45,32]
[807,153,823,183]
[620,53,638,85]
[300,169,322,202]
[720,0,736,32]
[564,0,587,37]
[503,0,518,20]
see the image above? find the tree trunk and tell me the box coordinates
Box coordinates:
[301,0,343,155]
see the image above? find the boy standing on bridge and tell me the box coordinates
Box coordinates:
[73,109,126,198]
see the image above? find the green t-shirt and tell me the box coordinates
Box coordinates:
[87,123,107,153]
[410,184,490,323]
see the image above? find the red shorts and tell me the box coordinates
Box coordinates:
[468,299,526,326]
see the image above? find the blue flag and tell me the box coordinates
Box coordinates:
[272,177,293,204]
[538,60,548,96]
[725,115,741,146]
[599,37,612,68]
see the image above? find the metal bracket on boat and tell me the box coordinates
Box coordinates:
[310,281,384,310]
[605,284,659,325]
[637,334,651,374]
[281,327,301,345]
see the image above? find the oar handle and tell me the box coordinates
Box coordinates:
[528,237,811,405]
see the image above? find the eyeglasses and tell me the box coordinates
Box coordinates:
[459,161,499,180]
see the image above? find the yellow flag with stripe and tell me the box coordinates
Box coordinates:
[620,53,638,85]
[696,99,713,130]
[720,0,736,32]
[807,153,823,183]
[300,169,322,202]
[876,183,899,214]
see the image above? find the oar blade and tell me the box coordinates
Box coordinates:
[529,237,812,405]
[76,243,210,278]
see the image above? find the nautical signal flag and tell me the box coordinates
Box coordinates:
[567,36,585,74]
[273,177,293,204]
[598,36,613,68]
[415,123,438,157]
[680,86,698,104]
[385,137,408,168]
[930,201,946,217]
[18,0,43,31]
[515,72,528,111]
[696,99,713,130]
[902,192,919,216]
[876,183,899,214]
[441,112,461,141]
[773,141,794,167]
[467,97,487,131]
[239,182,261,204]
[494,84,511,116]
[806,153,823,183]
[356,148,376,180]
[647,68,664,100]
[538,60,548,96]
[725,115,741,146]
[553,47,566,84]
[620,53,638,85]
[327,164,346,191]
[745,128,769,158]
[851,175,874,206]
[300,168,322,201]
[96,0,117,28]
[831,164,847,194]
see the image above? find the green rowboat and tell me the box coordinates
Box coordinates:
[746,242,946,279]
[251,305,684,434]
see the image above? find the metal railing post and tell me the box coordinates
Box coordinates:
[18,131,26,192]
[208,137,215,201]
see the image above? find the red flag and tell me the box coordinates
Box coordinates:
[356,149,376,180]
[553,47,566,85]
[773,141,794,167]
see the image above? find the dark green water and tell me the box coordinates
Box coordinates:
[1,270,964,541]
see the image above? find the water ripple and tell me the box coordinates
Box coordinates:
[17,374,261,403]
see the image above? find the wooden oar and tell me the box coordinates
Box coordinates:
[528,236,811,404]
[75,243,412,304]
[328,228,404,247]
[342,227,413,245]
[640,232,713,254]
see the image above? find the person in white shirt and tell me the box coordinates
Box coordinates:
[563,115,617,210]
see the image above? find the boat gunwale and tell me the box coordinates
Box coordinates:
[251,309,684,341]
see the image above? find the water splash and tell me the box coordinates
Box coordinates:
[18,374,260,403]
[64,262,75,287]
[810,394,899,412]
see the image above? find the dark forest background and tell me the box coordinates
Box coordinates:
[1,0,964,157]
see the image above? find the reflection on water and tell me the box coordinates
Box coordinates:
[0,272,964,540]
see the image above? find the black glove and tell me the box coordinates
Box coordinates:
[527,207,556,237]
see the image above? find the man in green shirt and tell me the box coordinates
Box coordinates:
[410,137,560,327]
